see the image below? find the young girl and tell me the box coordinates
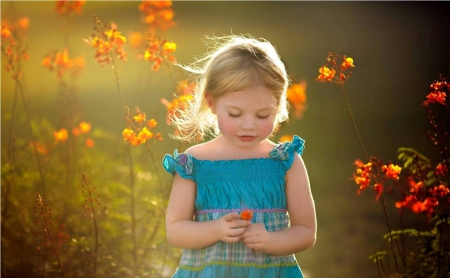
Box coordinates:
[163,35,316,277]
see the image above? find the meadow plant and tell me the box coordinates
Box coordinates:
[33,192,69,277]
[317,53,450,277]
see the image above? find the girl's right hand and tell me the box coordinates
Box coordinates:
[215,212,251,243]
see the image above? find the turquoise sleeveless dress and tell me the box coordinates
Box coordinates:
[162,135,305,278]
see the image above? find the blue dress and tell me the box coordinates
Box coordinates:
[162,135,305,278]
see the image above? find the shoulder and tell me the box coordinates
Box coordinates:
[184,140,215,159]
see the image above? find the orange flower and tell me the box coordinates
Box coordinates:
[128,31,144,48]
[424,91,446,105]
[83,19,127,66]
[161,80,195,125]
[42,48,84,77]
[382,164,401,180]
[138,0,176,32]
[1,25,11,38]
[56,0,85,15]
[79,121,91,134]
[317,66,336,82]
[72,127,81,136]
[374,183,383,202]
[279,134,294,143]
[341,57,355,70]
[286,81,307,118]
[134,112,146,123]
[137,127,153,141]
[408,178,424,194]
[53,128,69,144]
[123,107,163,146]
[155,132,163,141]
[138,34,176,71]
[240,209,253,220]
[431,184,449,198]
[353,159,372,194]
[147,119,158,128]
[85,138,95,148]
[122,128,136,141]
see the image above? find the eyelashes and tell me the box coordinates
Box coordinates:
[228,113,270,119]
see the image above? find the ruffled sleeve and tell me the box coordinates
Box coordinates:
[269,135,305,170]
[162,149,194,180]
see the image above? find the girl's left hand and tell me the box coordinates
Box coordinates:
[240,223,271,253]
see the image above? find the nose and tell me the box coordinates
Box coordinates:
[240,116,255,130]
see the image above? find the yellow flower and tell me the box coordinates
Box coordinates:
[53,128,69,144]
[147,119,158,128]
[79,121,91,134]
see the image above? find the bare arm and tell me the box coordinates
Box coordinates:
[241,154,317,255]
[165,173,250,249]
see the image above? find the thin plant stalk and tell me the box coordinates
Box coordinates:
[110,56,138,276]
[146,146,169,276]
[36,193,65,277]
[339,82,401,272]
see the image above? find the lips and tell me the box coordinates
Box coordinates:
[238,135,256,141]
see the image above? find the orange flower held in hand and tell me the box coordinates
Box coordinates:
[240,209,253,220]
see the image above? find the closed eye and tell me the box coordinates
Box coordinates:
[257,114,270,119]
[228,113,241,118]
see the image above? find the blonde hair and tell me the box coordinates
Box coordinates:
[171,35,290,142]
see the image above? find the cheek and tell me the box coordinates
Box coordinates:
[258,118,276,134]
[217,116,238,134]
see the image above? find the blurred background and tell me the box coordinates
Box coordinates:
[2,1,450,277]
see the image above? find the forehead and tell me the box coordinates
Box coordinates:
[217,85,277,109]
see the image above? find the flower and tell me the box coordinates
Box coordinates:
[374,183,383,202]
[56,0,85,15]
[53,128,69,144]
[317,66,336,82]
[83,18,127,66]
[382,163,401,180]
[353,159,372,194]
[279,134,294,143]
[341,57,355,70]
[138,0,176,32]
[79,122,91,134]
[138,34,176,71]
[161,80,195,125]
[431,184,449,198]
[134,112,146,123]
[42,48,84,77]
[123,107,163,146]
[85,138,95,148]
[424,91,446,105]
[316,53,354,84]
[147,119,158,128]
[286,81,307,118]
[240,209,253,220]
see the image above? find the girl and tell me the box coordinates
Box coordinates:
[163,35,316,278]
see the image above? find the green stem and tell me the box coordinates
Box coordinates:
[110,56,138,276]
[146,147,168,276]
[18,78,47,197]
[340,82,401,272]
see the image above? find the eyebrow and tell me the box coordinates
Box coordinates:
[225,105,273,112]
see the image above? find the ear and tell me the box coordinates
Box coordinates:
[205,92,216,114]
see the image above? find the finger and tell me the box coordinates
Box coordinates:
[227,227,247,237]
[233,220,251,227]
[224,235,241,243]
[223,212,239,222]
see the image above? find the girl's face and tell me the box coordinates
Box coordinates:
[208,84,278,149]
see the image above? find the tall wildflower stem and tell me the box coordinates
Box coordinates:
[2,80,20,233]
[340,82,402,272]
[18,79,47,197]
[146,147,168,275]
[110,57,138,275]
[35,193,64,277]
